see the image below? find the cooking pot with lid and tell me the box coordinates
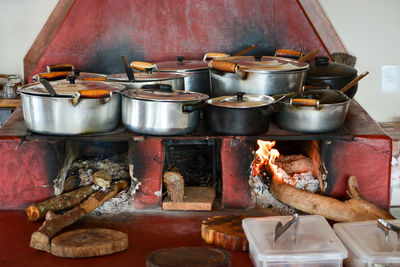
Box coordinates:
[19,78,124,135]
[208,56,309,97]
[121,84,208,135]
[306,56,358,98]
[131,56,210,94]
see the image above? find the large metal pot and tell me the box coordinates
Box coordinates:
[19,79,124,135]
[107,71,185,90]
[274,89,351,133]
[131,57,210,94]
[209,56,309,97]
[306,56,358,98]
[205,93,276,135]
[121,84,208,135]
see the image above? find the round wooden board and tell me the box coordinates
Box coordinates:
[146,247,231,267]
[201,215,256,251]
[50,228,128,258]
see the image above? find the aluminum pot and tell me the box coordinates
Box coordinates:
[209,56,309,97]
[107,71,185,90]
[205,93,276,135]
[19,79,124,135]
[306,56,358,98]
[121,84,208,135]
[131,57,210,94]
[274,89,351,133]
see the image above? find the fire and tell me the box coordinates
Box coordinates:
[253,140,284,182]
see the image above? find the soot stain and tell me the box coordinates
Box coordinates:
[81,39,145,74]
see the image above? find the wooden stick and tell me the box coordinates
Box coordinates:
[30,180,129,252]
[270,175,394,222]
[26,185,98,222]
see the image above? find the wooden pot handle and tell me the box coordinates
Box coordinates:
[79,89,110,98]
[130,61,156,71]
[291,98,318,107]
[46,64,74,72]
[208,60,237,73]
[80,77,107,82]
[36,71,68,81]
[275,49,303,59]
[203,52,230,61]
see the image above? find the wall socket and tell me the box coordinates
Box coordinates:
[381,65,400,93]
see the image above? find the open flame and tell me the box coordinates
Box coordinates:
[253,140,284,182]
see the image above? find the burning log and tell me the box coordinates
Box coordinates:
[270,175,394,222]
[275,155,314,176]
[30,180,129,252]
[25,185,97,222]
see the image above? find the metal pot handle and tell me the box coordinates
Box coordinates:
[182,102,206,113]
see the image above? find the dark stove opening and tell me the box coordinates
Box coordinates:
[162,139,221,209]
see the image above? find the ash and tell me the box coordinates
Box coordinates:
[249,173,296,214]
[69,158,130,186]
[284,171,320,193]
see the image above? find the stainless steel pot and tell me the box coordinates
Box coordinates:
[19,80,124,135]
[274,89,351,133]
[205,93,276,135]
[121,85,208,135]
[153,57,210,94]
[209,56,309,97]
[107,71,185,90]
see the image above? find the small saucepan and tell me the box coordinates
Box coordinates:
[274,71,369,133]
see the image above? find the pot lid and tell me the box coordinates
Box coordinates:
[207,93,275,108]
[307,56,357,80]
[285,89,350,104]
[155,57,208,72]
[19,80,124,96]
[107,72,184,82]
[122,85,208,102]
[215,56,309,72]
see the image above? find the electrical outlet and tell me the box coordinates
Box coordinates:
[381,65,400,93]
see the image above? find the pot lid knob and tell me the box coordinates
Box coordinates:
[176,56,185,63]
[74,69,81,76]
[315,56,330,65]
[236,92,245,101]
[254,55,262,61]
[67,74,77,84]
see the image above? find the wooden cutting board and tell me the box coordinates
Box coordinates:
[146,247,231,267]
[50,228,128,258]
[201,215,256,251]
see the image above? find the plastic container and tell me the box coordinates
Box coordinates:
[334,220,400,266]
[242,215,347,267]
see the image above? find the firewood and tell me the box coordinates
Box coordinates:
[26,185,97,222]
[270,175,394,222]
[163,171,184,202]
[275,154,314,176]
[30,180,129,252]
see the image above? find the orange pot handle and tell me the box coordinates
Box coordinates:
[130,61,156,71]
[46,64,74,72]
[208,60,237,73]
[79,89,111,98]
[290,98,318,107]
[35,71,68,81]
[275,49,303,60]
[203,52,230,61]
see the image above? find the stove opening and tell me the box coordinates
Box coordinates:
[250,140,326,212]
[162,139,221,210]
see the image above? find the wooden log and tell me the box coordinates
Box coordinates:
[201,215,253,251]
[30,180,129,252]
[25,185,97,222]
[270,175,394,222]
[163,171,184,202]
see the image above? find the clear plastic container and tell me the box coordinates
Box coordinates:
[242,215,347,267]
[334,220,400,266]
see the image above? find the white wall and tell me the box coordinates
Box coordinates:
[0,0,57,75]
[0,0,399,122]
[319,0,400,122]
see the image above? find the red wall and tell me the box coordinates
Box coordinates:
[30,0,326,79]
